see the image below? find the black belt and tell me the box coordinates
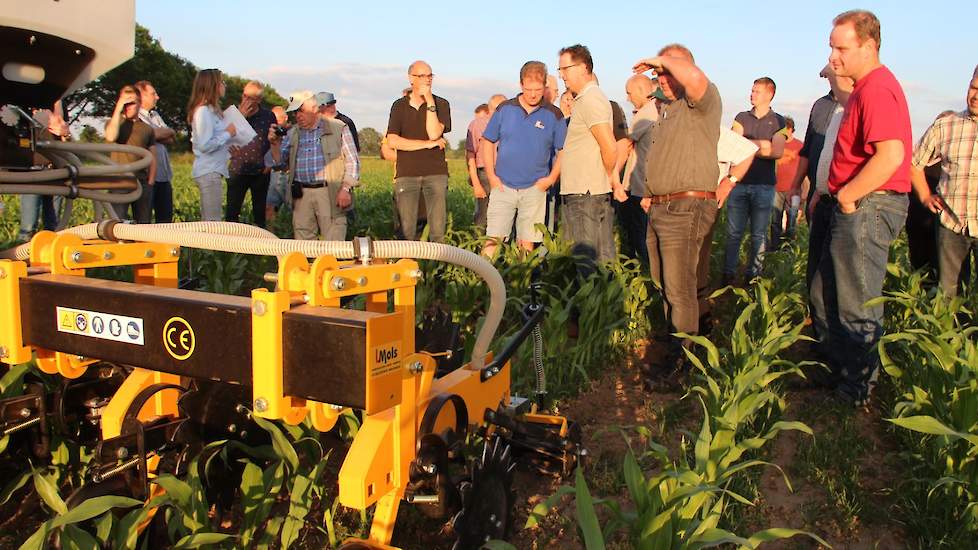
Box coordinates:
[872,190,906,196]
[296,181,326,189]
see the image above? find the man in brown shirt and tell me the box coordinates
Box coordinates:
[633,43,724,383]
[386,60,451,242]
[105,85,157,223]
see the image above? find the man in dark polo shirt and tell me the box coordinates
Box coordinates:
[386,60,451,242]
[633,43,723,381]
[810,10,911,408]
[722,77,786,284]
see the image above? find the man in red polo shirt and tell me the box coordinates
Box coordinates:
[809,10,911,407]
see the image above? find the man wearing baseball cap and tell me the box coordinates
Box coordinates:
[269,90,360,240]
[316,91,360,152]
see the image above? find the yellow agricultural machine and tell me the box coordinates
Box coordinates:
[0,2,581,548]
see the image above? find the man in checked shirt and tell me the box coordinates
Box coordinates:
[269,90,360,241]
[910,65,978,297]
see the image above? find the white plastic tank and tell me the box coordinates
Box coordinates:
[0,0,135,104]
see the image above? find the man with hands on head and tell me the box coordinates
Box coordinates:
[105,85,158,223]
[386,60,452,242]
[632,44,723,385]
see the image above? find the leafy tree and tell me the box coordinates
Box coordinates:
[78,125,102,143]
[358,128,382,157]
[63,24,286,135]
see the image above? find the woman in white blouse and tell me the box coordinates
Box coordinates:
[186,69,236,221]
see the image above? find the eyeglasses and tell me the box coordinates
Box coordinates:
[410,73,434,79]
[557,63,580,73]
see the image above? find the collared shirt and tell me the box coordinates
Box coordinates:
[912,110,978,235]
[336,112,360,151]
[229,106,276,176]
[829,65,912,194]
[799,93,839,185]
[386,94,452,177]
[137,108,172,182]
[624,101,658,197]
[815,104,846,195]
[645,83,722,195]
[734,108,786,186]
[190,105,231,178]
[482,97,566,189]
[561,82,612,195]
[466,115,490,168]
[280,120,360,186]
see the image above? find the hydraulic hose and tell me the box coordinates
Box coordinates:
[0,222,503,370]
[0,142,152,183]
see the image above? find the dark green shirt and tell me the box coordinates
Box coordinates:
[644,83,722,195]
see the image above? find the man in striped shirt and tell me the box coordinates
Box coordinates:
[910,65,978,296]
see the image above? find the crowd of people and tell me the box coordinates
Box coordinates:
[11,9,977,410]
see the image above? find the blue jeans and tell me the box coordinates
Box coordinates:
[809,192,908,401]
[806,197,835,343]
[18,194,62,240]
[723,183,775,279]
[561,193,615,266]
[151,180,173,223]
[770,191,799,248]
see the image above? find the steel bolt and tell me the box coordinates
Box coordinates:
[253,300,267,316]
[357,276,368,286]
[235,404,249,415]
[116,447,129,460]
[254,398,269,413]
[331,277,347,291]
[408,269,423,280]
[391,273,400,282]
[0,267,6,279]
[489,514,496,523]
[170,247,179,257]
[227,424,237,434]
[71,251,82,263]
[239,430,248,439]
[144,249,155,258]
[408,361,423,374]
[0,346,8,359]
[103,251,114,260]
[330,404,343,410]
[19,408,31,419]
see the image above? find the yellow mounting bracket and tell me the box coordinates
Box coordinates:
[0,260,32,365]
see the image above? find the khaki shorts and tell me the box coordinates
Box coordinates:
[486,184,547,242]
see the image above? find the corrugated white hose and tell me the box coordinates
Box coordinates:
[2,222,503,371]
[0,222,278,260]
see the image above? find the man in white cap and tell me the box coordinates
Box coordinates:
[316,91,360,151]
[269,90,360,240]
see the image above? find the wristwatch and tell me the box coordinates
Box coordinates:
[727,175,739,185]
[426,105,437,113]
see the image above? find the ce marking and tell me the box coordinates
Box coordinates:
[163,317,195,360]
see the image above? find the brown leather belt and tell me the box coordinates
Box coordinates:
[647,190,716,205]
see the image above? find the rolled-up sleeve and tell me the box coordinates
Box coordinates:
[341,126,360,187]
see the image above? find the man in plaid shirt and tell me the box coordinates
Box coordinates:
[910,65,978,296]
[269,90,359,241]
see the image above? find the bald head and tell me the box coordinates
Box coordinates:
[625,74,655,110]
[545,74,559,104]
[488,94,507,113]
[408,60,431,75]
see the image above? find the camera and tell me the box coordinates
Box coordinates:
[274,125,288,136]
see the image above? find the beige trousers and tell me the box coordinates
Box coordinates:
[292,184,347,241]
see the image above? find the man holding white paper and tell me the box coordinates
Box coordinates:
[226,81,274,228]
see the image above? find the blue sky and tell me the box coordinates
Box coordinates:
[136,0,973,141]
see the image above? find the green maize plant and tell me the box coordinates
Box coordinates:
[875,263,978,546]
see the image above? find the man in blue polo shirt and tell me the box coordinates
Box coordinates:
[482,61,567,257]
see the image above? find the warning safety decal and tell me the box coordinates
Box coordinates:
[56,306,145,346]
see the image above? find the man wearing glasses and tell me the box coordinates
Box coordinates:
[386,60,451,242]
[557,44,623,266]
[227,81,277,228]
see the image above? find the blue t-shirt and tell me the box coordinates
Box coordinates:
[482,97,566,189]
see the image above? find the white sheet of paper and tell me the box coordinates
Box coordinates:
[223,105,257,147]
